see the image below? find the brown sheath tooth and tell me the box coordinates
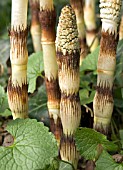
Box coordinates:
[7,78,28,119]
[50,117,63,144]
[39,1,62,143]
[60,135,79,170]
[93,0,121,135]
[45,78,61,122]
[30,0,40,26]
[39,8,56,42]
[57,51,80,95]
[9,27,28,87]
[9,27,28,64]
[60,93,81,136]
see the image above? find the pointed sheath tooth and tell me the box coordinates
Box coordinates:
[100,0,122,36]
[56,5,80,96]
[45,78,61,120]
[93,23,118,135]
[7,78,28,119]
[50,117,63,144]
[11,0,28,30]
[9,27,28,87]
[60,93,81,136]
[60,135,79,170]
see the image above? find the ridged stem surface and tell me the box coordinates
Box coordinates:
[8,0,28,119]
[93,0,121,135]
[56,6,81,169]
[39,0,62,143]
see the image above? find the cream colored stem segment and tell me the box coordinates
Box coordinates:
[40,0,53,11]
[31,25,41,52]
[84,0,96,31]
[12,0,28,30]
[42,44,58,81]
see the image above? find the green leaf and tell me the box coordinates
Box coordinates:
[0,119,58,170]
[0,85,11,115]
[79,89,96,105]
[27,52,44,93]
[95,151,123,170]
[0,109,11,117]
[80,46,99,72]
[74,128,118,160]
[59,161,73,170]
[29,85,49,125]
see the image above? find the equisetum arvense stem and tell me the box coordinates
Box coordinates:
[93,0,121,135]
[39,0,62,143]
[56,6,81,169]
[7,0,28,119]
[70,0,89,65]
[84,0,99,52]
[119,15,123,40]
[30,0,42,52]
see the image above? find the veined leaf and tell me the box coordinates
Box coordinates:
[0,119,58,170]
[27,52,44,93]
[29,85,48,125]
[80,46,99,72]
[74,128,118,161]
[95,151,123,170]
[0,85,11,116]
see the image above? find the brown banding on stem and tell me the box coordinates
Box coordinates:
[56,5,81,168]
[60,93,81,136]
[60,135,79,169]
[93,0,121,135]
[7,0,28,119]
[8,78,28,119]
[93,32,117,135]
[39,0,62,143]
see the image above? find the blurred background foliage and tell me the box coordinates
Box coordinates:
[1,0,123,140]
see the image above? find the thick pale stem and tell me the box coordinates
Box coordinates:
[93,0,121,135]
[60,136,79,170]
[56,6,81,168]
[11,0,28,30]
[70,0,89,64]
[42,44,58,81]
[7,78,28,119]
[30,0,42,52]
[39,0,62,143]
[8,0,28,119]
[84,0,99,52]
[119,15,123,40]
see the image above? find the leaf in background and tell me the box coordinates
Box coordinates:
[27,52,44,93]
[29,85,49,125]
[0,39,10,87]
[95,151,123,170]
[0,85,11,116]
[80,46,99,72]
[74,128,118,161]
[59,161,73,170]
[0,119,58,170]
[79,89,96,105]
[0,39,10,65]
